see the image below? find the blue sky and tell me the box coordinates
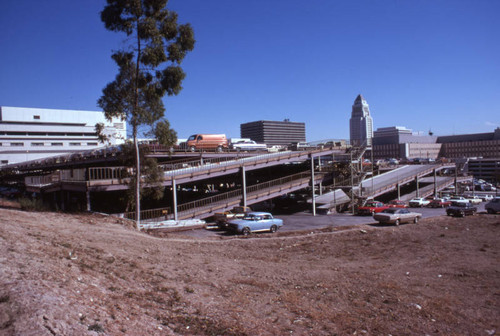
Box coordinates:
[0,0,499,141]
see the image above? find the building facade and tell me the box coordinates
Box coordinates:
[0,106,126,165]
[240,119,306,146]
[467,158,500,182]
[372,126,441,160]
[349,94,373,146]
[437,128,500,158]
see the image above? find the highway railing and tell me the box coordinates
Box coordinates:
[171,171,314,219]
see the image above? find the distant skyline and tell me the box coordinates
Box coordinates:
[0,0,499,142]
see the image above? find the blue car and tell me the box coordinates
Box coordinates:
[228,212,283,235]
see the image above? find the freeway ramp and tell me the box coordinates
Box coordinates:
[358,164,453,198]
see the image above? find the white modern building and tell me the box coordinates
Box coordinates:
[0,106,126,165]
[349,94,373,146]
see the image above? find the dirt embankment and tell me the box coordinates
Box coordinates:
[0,208,499,335]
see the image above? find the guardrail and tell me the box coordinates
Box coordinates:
[122,207,172,222]
[171,171,314,219]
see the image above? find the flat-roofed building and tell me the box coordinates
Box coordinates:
[0,106,126,165]
[467,158,500,182]
[437,128,500,158]
[372,126,441,160]
[240,119,305,146]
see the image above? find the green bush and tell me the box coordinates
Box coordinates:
[18,198,50,212]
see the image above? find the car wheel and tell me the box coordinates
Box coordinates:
[242,227,251,236]
[413,216,419,224]
[394,219,400,226]
[216,146,223,153]
[487,208,495,214]
[270,225,277,233]
[460,211,465,217]
[189,146,196,152]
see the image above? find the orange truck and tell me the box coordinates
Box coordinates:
[184,134,229,152]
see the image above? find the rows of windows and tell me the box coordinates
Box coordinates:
[0,131,97,136]
[0,142,99,147]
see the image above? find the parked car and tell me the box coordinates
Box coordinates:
[477,194,494,202]
[485,197,500,214]
[446,202,477,217]
[214,206,252,228]
[373,208,422,226]
[427,198,452,208]
[230,139,267,151]
[227,212,283,235]
[408,198,431,207]
[357,201,390,216]
[448,196,468,204]
[184,133,229,152]
[466,196,482,204]
[387,200,408,208]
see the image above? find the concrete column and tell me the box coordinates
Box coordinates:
[172,178,178,221]
[397,183,401,200]
[241,166,247,207]
[86,189,91,212]
[415,176,420,197]
[433,169,437,197]
[311,156,316,216]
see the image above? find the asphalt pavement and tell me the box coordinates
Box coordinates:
[173,202,487,239]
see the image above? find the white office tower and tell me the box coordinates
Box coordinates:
[0,106,126,165]
[349,94,373,146]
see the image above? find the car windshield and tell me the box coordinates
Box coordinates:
[382,209,398,214]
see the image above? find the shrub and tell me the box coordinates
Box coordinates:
[18,197,50,211]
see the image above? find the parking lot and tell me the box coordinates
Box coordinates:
[175,202,488,238]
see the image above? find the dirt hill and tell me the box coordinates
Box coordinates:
[0,207,498,335]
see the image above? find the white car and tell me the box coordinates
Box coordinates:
[231,140,267,151]
[466,196,482,204]
[408,198,431,207]
[448,196,468,204]
[477,194,494,201]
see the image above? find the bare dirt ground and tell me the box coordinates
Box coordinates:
[0,202,499,335]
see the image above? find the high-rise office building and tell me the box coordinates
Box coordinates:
[349,94,373,146]
[240,119,306,146]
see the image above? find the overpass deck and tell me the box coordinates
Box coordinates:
[25,147,347,192]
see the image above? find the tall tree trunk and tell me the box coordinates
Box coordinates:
[134,18,142,230]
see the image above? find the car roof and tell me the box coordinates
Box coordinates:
[247,212,272,216]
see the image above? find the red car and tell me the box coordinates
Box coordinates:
[427,198,452,208]
[387,200,408,208]
[357,201,390,216]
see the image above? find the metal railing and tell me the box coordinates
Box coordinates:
[173,171,313,218]
[88,166,130,180]
[123,207,172,222]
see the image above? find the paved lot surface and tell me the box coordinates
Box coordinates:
[176,202,487,238]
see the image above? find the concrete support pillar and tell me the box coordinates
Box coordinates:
[86,189,91,212]
[397,183,401,200]
[61,190,66,211]
[311,156,316,216]
[172,178,178,221]
[241,166,247,207]
[433,169,437,197]
[454,165,458,194]
[415,176,420,198]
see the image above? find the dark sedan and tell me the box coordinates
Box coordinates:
[446,202,477,217]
